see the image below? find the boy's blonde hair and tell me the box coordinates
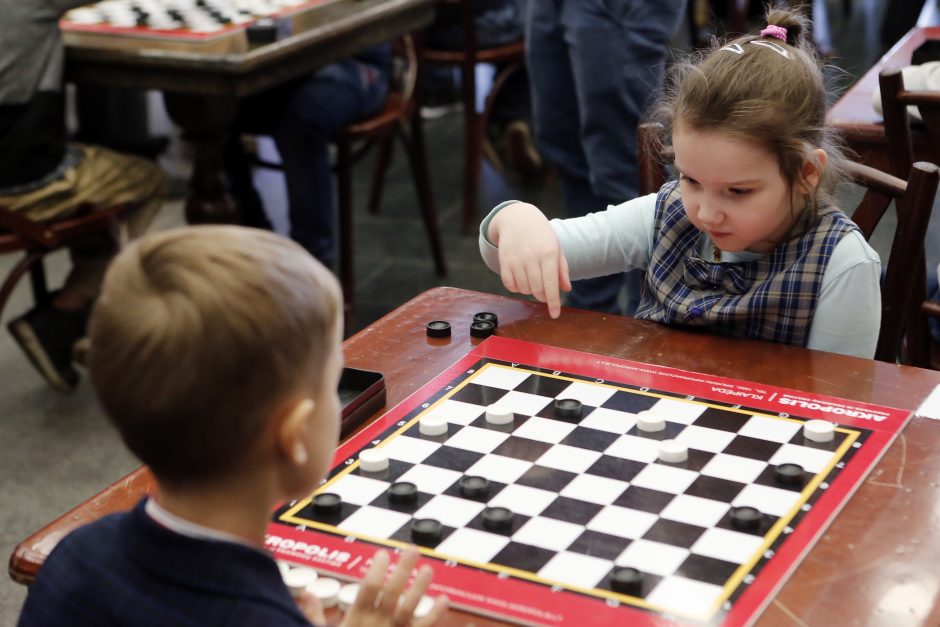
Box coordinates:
[88,226,343,487]
[651,5,846,210]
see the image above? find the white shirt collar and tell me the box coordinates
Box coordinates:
[144,497,259,549]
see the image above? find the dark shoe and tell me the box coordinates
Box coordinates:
[8,304,88,393]
[504,120,545,181]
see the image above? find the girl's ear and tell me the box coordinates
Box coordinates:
[798,148,828,193]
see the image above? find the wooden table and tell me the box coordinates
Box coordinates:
[63,0,433,223]
[828,26,940,172]
[10,287,940,625]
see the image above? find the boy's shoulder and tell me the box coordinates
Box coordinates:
[18,500,311,627]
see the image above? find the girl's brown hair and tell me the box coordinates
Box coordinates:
[650,5,845,208]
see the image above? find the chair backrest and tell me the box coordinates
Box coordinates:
[636,122,940,364]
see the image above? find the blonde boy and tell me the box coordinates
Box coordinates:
[18,226,447,626]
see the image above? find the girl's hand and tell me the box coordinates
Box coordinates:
[488,202,572,318]
[340,548,448,627]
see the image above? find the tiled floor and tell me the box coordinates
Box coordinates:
[0,1,932,623]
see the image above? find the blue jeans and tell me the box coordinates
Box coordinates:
[525,0,685,314]
[229,56,388,268]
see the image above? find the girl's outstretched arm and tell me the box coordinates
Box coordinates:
[486,202,572,318]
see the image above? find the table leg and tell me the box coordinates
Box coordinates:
[163,93,240,224]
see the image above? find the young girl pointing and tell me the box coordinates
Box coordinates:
[480,7,880,359]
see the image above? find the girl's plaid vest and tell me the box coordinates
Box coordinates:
[634,181,860,347]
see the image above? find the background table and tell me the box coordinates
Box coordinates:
[828,26,940,172]
[10,287,940,625]
[63,0,434,222]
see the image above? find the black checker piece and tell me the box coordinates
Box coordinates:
[421,446,484,472]
[389,519,456,548]
[597,568,662,599]
[516,465,578,492]
[754,464,807,491]
[535,402,595,421]
[442,478,507,501]
[612,486,675,514]
[466,507,530,536]
[368,488,434,514]
[512,374,572,398]
[715,508,779,536]
[642,518,707,549]
[491,436,553,461]
[296,499,356,526]
[540,496,604,525]
[560,426,620,452]
[601,390,659,414]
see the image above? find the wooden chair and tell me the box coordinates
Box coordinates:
[880,66,940,369]
[245,35,447,326]
[637,121,940,365]
[0,203,128,323]
[419,0,526,234]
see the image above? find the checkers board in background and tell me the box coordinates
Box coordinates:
[61,0,337,54]
[268,337,910,626]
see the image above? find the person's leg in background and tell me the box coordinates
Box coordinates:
[272,58,388,270]
[3,145,166,391]
[526,0,686,315]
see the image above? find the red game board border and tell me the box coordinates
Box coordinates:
[266,337,909,626]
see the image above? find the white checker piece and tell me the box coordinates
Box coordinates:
[470,366,532,390]
[674,425,737,453]
[691,527,765,564]
[327,474,390,505]
[512,516,585,552]
[559,473,630,505]
[511,416,577,443]
[537,551,613,589]
[534,444,602,474]
[700,453,768,484]
[659,494,730,527]
[732,484,802,518]
[614,538,689,577]
[646,576,724,619]
[629,463,699,494]
[579,407,637,434]
[768,443,836,474]
[338,505,411,539]
[738,414,803,442]
[494,390,554,416]
[464,454,532,484]
[434,527,510,563]
[379,435,440,464]
[648,398,708,424]
[443,425,509,454]
[604,434,660,463]
[425,400,485,426]
[586,505,658,539]
[487,483,557,516]
[555,380,618,407]
[414,494,485,528]
[395,464,462,494]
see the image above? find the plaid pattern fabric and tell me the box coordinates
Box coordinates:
[635,182,858,347]
[18,500,314,627]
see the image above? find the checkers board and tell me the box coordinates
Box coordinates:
[61,0,337,54]
[267,337,910,626]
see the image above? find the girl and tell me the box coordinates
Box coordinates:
[479,8,881,359]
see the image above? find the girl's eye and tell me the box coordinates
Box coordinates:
[680,175,699,186]
[729,188,751,196]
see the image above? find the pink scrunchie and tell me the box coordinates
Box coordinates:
[760,25,787,42]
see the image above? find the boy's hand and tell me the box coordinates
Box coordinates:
[341,548,448,626]
[489,203,571,318]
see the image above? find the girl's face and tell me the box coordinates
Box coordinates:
[672,123,821,255]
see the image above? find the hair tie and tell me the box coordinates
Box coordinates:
[760,25,787,42]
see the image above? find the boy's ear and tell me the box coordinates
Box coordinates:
[799,148,828,192]
[276,398,316,465]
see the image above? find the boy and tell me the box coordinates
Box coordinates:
[17,226,448,626]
